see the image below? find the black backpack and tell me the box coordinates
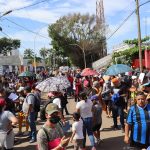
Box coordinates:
[40,97,56,121]
[27,94,40,112]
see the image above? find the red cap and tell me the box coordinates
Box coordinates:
[0,98,6,107]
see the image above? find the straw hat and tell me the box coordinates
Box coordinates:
[103,75,110,81]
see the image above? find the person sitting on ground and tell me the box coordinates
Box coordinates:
[37,103,70,150]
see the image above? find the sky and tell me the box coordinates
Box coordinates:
[0,0,150,55]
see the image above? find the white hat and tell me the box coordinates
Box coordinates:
[132,76,137,80]
[17,87,24,92]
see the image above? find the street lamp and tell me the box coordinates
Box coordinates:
[0,10,12,32]
[0,10,12,19]
[70,43,87,68]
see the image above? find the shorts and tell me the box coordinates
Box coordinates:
[92,123,101,132]
[73,139,84,150]
[0,130,14,149]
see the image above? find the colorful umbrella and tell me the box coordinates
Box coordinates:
[82,68,91,73]
[105,64,132,76]
[81,69,99,76]
[36,76,70,92]
[18,71,34,77]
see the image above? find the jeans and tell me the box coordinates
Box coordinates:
[112,104,124,128]
[28,112,36,140]
[82,117,95,148]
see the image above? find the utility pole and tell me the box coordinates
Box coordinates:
[135,0,143,72]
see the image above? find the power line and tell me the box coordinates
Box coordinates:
[0,30,11,38]
[4,18,49,39]
[107,10,135,40]
[0,0,51,13]
[14,0,51,11]
[107,0,150,41]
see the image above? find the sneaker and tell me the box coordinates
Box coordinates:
[112,125,119,130]
[97,139,103,144]
[100,127,103,131]
[91,146,96,150]
[29,139,36,143]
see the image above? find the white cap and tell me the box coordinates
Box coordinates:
[132,76,137,80]
[17,87,24,92]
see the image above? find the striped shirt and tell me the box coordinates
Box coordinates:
[126,104,150,145]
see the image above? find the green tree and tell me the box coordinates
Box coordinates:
[23,48,34,59]
[112,36,150,65]
[39,47,48,67]
[0,37,20,56]
[124,36,150,46]
[23,48,41,65]
[48,13,107,68]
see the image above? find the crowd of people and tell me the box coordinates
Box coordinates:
[0,68,150,150]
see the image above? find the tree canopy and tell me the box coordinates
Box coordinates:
[0,37,20,56]
[112,37,150,65]
[23,48,41,64]
[48,13,106,68]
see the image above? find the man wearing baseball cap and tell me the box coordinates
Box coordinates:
[37,103,70,150]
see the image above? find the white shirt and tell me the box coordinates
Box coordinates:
[72,119,84,140]
[76,99,93,118]
[53,98,61,108]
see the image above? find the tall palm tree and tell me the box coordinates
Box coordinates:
[40,47,48,67]
[23,48,34,59]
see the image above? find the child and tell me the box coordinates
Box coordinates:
[70,112,84,150]
[90,95,102,144]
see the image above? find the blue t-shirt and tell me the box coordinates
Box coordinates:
[126,104,150,145]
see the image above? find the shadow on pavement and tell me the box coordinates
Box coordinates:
[98,135,126,150]
[14,145,36,150]
[102,127,114,132]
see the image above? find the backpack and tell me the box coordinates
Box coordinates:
[27,94,40,112]
[111,93,120,103]
[40,97,56,121]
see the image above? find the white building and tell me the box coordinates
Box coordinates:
[0,49,22,74]
[112,43,135,53]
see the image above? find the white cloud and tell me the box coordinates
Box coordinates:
[103,0,134,16]
[146,17,150,25]
[1,0,149,53]
[108,16,136,39]
[11,9,59,24]
[0,0,34,12]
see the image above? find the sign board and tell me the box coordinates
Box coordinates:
[0,66,3,75]
[138,73,145,84]
[59,66,69,73]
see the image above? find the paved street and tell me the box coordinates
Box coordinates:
[14,97,127,150]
